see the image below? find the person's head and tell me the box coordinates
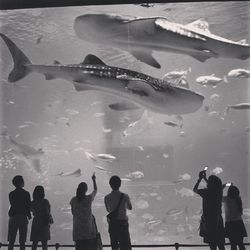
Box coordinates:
[227,185,240,198]
[12,175,24,188]
[33,185,45,200]
[76,182,88,201]
[207,175,222,192]
[109,175,121,191]
[227,185,243,214]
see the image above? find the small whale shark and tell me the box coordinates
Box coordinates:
[0,33,203,115]
[74,14,250,68]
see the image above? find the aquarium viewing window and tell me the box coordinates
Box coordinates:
[0,1,249,249]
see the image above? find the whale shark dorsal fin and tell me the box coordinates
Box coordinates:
[109,101,139,111]
[131,50,161,69]
[185,19,210,32]
[237,39,248,45]
[82,54,106,65]
[53,60,61,65]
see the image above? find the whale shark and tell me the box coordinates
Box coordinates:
[0,33,203,115]
[74,14,250,68]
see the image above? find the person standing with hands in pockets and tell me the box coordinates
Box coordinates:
[105,175,132,250]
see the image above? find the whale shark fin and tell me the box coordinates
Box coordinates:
[109,101,139,111]
[190,53,210,62]
[82,54,106,65]
[45,74,56,80]
[53,60,61,64]
[127,80,154,96]
[73,82,94,91]
[130,50,161,69]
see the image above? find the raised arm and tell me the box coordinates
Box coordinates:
[193,171,205,194]
[91,172,97,199]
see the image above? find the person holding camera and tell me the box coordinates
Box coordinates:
[193,168,225,250]
[104,176,132,250]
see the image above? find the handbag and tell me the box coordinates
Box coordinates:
[106,193,124,223]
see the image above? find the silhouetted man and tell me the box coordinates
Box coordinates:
[8,175,31,250]
[104,176,132,250]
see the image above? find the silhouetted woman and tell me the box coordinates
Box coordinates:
[30,186,53,250]
[193,171,225,250]
[223,185,247,250]
[70,173,97,250]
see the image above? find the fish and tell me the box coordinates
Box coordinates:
[227,68,250,78]
[196,74,223,87]
[0,33,204,116]
[178,173,191,181]
[125,171,144,180]
[2,133,44,172]
[74,14,250,68]
[224,103,250,115]
[163,67,191,80]
[94,165,112,173]
[166,208,183,217]
[95,153,116,161]
[175,187,195,197]
[56,168,81,177]
[164,121,179,127]
[84,151,97,162]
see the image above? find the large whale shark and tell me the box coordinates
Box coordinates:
[0,33,203,115]
[74,14,250,68]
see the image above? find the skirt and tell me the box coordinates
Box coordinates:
[225,220,248,240]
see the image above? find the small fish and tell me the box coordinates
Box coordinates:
[178,173,191,181]
[18,124,30,129]
[102,127,112,133]
[224,103,250,115]
[163,67,191,80]
[164,121,179,127]
[126,171,144,180]
[36,35,43,44]
[137,146,144,151]
[196,74,223,87]
[95,153,116,161]
[120,178,132,182]
[85,151,97,162]
[166,208,183,217]
[227,68,250,78]
[65,109,80,115]
[175,187,195,197]
[57,168,81,177]
[95,165,111,173]
[209,93,220,102]
[179,131,186,137]
[94,113,105,118]
[210,167,223,175]
[163,153,169,159]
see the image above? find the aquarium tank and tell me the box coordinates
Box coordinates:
[0,1,249,248]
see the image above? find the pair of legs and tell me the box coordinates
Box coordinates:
[108,220,131,250]
[209,243,225,250]
[229,237,246,250]
[31,241,48,250]
[8,215,28,250]
[75,239,95,250]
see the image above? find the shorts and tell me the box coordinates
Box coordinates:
[8,215,28,243]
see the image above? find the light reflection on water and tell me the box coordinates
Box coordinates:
[0,1,250,245]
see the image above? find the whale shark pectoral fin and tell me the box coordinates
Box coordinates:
[127,80,154,97]
[130,50,161,68]
[109,101,140,111]
[45,74,56,80]
[81,54,106,65]
[190,53,211,62]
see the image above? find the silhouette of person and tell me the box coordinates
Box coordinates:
[193,171,225,250]
[70,172,97,250]
[8,175,31,250]
[104,176,132,250]
[30,185,53,250]
[222,184,248,250]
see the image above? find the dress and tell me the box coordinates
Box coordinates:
[70,194,96,241]
[197,188,225,244]
[223,196,247,241]
[30,199,51,241]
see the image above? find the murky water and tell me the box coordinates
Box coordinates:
[0,1,249,246]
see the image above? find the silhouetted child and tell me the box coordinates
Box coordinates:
[104,175,132,250]
[193,171,225,250]
[223,185,248,250]
[70,172,98,250]
[30,185,53,250]
[8,175,31,250]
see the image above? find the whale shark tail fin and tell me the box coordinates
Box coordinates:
[0,33,32,82]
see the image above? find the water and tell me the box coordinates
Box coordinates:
[0,1,249,246]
